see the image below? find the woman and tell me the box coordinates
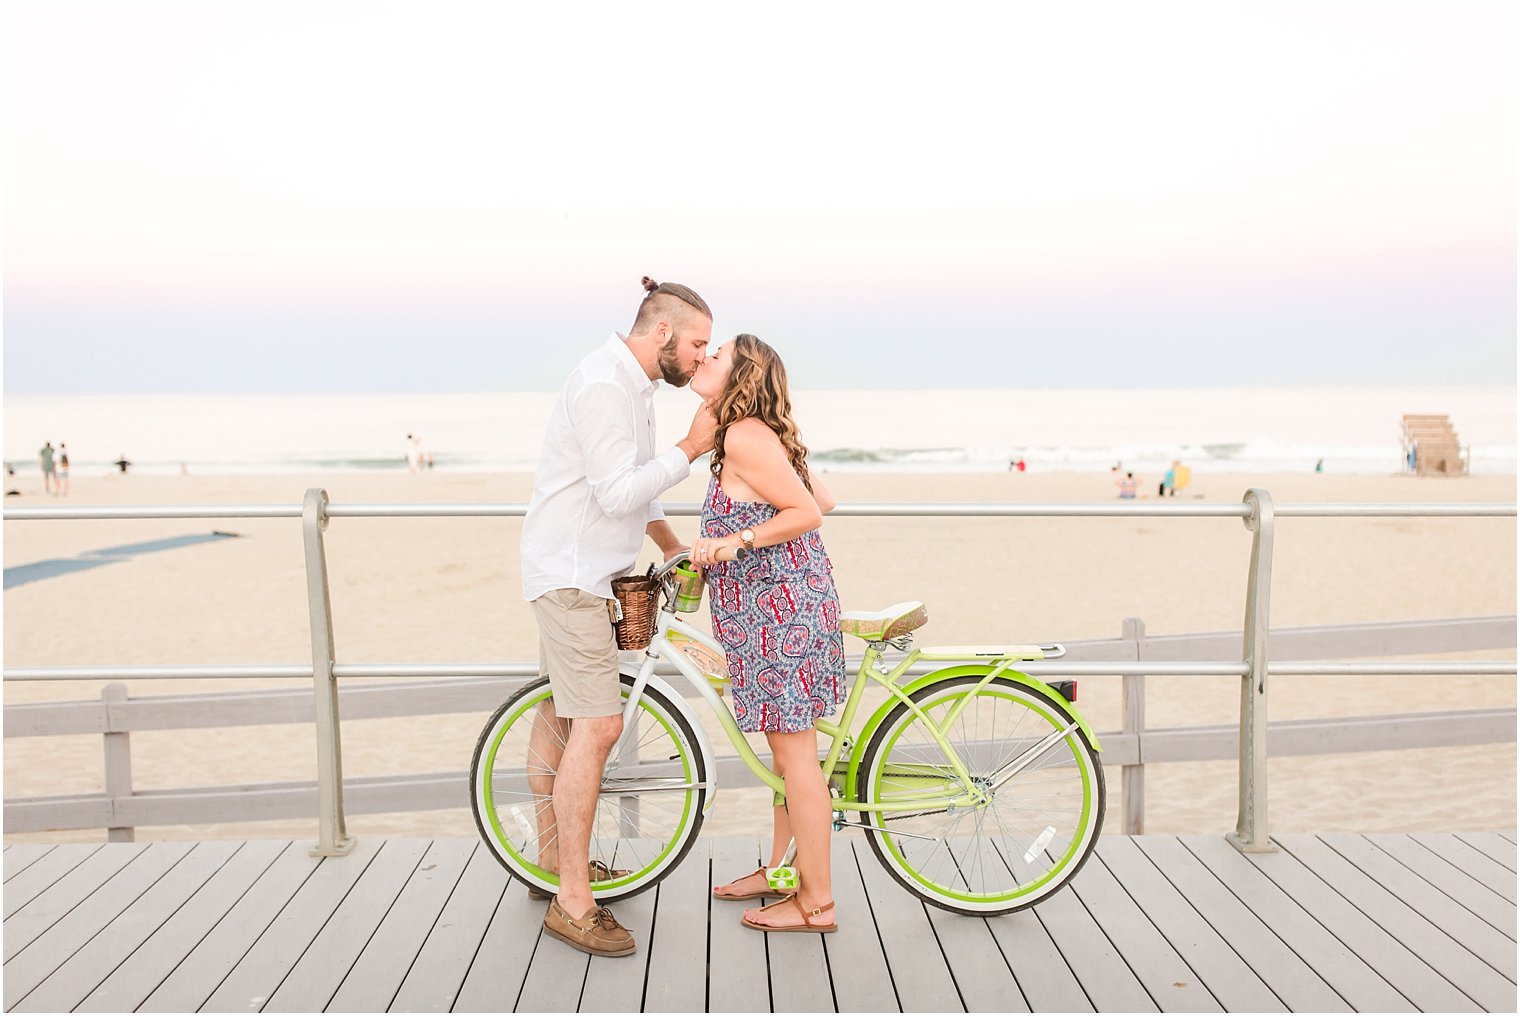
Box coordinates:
[688,333,843,934]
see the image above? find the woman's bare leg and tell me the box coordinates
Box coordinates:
[744,728,835,928]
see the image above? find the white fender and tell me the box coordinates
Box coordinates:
[618,662,721,814]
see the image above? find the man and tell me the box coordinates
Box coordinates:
[521,277,717,957]
[38,442,56,495]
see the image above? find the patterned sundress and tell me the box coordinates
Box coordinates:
[700,473,847,733]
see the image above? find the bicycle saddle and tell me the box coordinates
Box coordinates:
[839,601,928,641]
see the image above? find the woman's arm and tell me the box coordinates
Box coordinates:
[690,419,821,565]
[807,467,837,514]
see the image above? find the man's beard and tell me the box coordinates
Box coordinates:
[658,334,694,386]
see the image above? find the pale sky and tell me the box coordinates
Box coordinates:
[3,0,1515,393]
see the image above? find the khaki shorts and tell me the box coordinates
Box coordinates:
[531,588,621,718]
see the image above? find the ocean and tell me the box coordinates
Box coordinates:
[4,386,1515,478]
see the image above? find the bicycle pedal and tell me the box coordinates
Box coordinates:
[766,865,799,891]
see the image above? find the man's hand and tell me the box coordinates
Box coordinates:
[677,401,718,462]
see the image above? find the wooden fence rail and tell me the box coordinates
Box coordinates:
[5,614,1514,840]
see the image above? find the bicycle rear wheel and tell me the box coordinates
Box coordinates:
[470,674,706,902]
[858,674,1104,915]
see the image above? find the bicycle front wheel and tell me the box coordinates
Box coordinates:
[858,674,1104,915]
[470,674,706,902]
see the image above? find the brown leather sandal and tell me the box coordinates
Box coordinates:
[712,866,796,901]
[741,895,837,934]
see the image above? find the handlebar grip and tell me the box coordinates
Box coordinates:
[715,546,749,562]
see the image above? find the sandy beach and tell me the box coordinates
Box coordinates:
[3,468,1514,845]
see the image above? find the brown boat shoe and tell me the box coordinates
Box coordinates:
[527,859,629,901]
[543,898,636,957]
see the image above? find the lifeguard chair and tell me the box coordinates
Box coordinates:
[1401,414,1468,475]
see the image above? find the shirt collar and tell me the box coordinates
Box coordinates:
[608,332,657,395]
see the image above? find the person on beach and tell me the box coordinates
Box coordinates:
[405,434,422,474]
[56,444,70,496]
[689,334,844,935]
[1117,471,1139,499]
[38,442,56,495]
[520,276,717,958]
[113,454,132,475]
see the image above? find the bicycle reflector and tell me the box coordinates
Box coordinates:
[1050,680,1077,703]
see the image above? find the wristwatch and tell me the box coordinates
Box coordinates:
[739,528,756,553]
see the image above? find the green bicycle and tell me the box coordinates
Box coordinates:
[470,552,1105,916]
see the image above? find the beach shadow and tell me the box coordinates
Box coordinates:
[4,532,241,590]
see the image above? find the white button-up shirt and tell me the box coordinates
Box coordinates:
[521,333,692,601]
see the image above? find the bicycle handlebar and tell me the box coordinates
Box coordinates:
[654,546,748,578]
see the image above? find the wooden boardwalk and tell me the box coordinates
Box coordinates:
[3,832,1515,1012]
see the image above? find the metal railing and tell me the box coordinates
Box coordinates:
[5,489,1516,857]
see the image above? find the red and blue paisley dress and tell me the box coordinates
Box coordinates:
[700,474,847,733]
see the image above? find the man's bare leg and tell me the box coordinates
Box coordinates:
[552,712,623,918]
[527,697,572,873]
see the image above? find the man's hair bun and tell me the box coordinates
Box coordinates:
[641,276,660,293]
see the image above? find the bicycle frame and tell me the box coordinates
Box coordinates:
[611,603,999,815]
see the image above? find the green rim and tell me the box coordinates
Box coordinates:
[870,685,1095,905]
[480,682,696,892]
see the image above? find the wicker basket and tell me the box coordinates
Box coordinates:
[610,574,661,650]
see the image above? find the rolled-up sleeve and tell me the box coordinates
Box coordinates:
[572,381,690,518]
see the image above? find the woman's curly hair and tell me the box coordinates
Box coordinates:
[709,334,812,492]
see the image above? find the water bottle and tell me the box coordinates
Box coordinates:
[672,561,705,612]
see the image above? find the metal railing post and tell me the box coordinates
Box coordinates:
[1230,488,1276,852]
[1121,618,1146,836]
[102,682,134,842]
[304,488,355,857]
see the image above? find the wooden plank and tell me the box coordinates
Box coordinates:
[986,906,1091,1011]
[1181,835,1414,1012]
[705,836,769,1013]
[3,842,145,953]
[1413,833,1519,902]
[1455,832,1519,873]
[1094,838,1280,1012]
[1278,835,1515,1013]
[195,839,381,1013]
[263,838,432,1012]
[325,839,476,1013]
[925,908,1026,1012]
[1244,840,1481,1012]
[514,862,595,1015]
[3,841,193,1010]
[11,840,242,1013]
[1367,833,1518,940]
[1024,850,1156,1013]
[136,840,319,1012]
[389,844,508,1012]
[2,845,55,883]
[642,837,710,1013]
[1067,841,1220,1013]
[1497,831,1517,846]
[78,840,290,1013]
[2,843,104,917]
[819,835,898,1013]
[766,836,834,1014]
[1317,834,1516,983]
[577,838,661,1014]
[448,851,541,1013]
[3,794,114,833]
[1133,836,1348,1012]
[854,838,965,1012]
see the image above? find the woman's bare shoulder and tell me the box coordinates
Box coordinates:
[724,417,782,454]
